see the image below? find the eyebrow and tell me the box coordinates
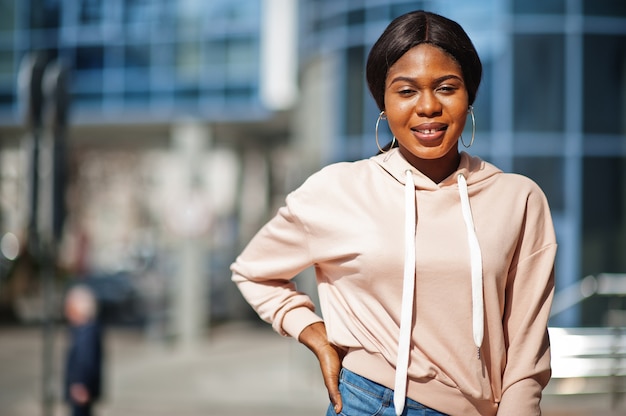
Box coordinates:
[388,74,464,86]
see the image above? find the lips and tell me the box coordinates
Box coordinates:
[411,122,447,142]
[416,128,443,134]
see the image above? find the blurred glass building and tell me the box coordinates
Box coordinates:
[0,0,624,328]
[0,0,278,121]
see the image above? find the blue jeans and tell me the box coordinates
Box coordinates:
[326,368,449,416]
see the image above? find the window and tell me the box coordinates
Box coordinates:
[391,2,424,19]
[365,6,390,23]
[224,85,254,103]
[513,34,564,132]
[73,47,104,98]
[0,49,13,79]
[473,60,492,133]
[125,69,150,91]
[0,0,15,32]
[0,88,12,108]
[79,0,103,25]
[125,43,150,69]
[512,0,565,14]
[123,90,150,107]
[313,12,344,33]
[226,38,256,81]
[177,0,203,38]
[204,40,226,83]
[75,46,104,70]
[581,156,626,325]
[583,35,626,135]
[30,0,60,29]
[343,46,364,137]
[175,86,200,104]
[73,91,102,107]
[513,156,564,212]
[176,41,201,81]
[584,0,626,17]
[347,8,365,26]
[227,1,260,24]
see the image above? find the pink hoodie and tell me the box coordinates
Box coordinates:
[231,149,556,415]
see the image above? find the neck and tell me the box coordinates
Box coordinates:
[400,148,461,184]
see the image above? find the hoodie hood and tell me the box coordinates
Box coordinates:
[371,148,502,190]
[370,148,501,416]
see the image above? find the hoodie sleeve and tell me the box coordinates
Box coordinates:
[231,187,323,339]
[498,186,557,415]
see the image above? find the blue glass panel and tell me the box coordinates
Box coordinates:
[512,0,565,14]
[583,35,626,135]
[513,34,564,132]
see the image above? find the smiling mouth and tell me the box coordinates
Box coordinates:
[415,127,446,134]
[411,124,447,143]
[412,125,448,136]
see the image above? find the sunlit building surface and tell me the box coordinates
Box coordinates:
[0,0,625,332]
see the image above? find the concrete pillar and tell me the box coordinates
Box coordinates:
[171,120,212,349]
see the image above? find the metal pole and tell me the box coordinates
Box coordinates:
[41,59,70,416]
[18,51,51,416]
[43,60,69,244]
[18,53,46,260]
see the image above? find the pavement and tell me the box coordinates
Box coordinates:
[0,321,328,416]
[0,321,624,416]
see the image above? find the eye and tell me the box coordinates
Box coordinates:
[436,84,459,94]
[398,88,416,96]
[435,82,460,95]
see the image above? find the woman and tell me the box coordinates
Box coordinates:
[231,10,556,416]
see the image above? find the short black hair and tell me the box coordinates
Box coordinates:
[366,10,482,111]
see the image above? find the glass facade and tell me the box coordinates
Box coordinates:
[0,0,263,123]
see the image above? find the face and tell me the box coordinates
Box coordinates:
[384,44,469,165]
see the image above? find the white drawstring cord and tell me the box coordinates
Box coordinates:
[457,173,484,357]
[393,171,484,416]
[394,170,416,416]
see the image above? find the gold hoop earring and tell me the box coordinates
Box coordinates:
[376,111,396,153]
[460,105,476,148]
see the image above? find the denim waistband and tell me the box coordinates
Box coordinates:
[339,368,449,415]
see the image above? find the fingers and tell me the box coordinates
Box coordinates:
[318,344,343,413]
[328,378,343,414]
[298,322,344,413]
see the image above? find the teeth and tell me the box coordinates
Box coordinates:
[418,129,437,134]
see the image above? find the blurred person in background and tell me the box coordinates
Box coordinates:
[64,284,103,416]
[231,10,556,416]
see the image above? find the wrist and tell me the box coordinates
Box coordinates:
[298,321,330,354]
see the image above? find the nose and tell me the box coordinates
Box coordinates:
[415,91,442,117]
